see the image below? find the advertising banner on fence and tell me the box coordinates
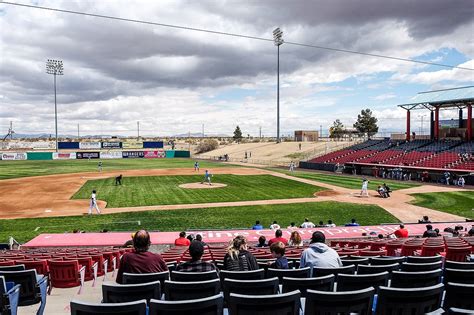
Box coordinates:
[144,150,166,158]
[52,152,76,160]
[143,141,164,149]
[27,152,53,160]
[122,141,143,149]
[100,151,123,159]
[58,142,80,149]
[122,151,145,158]
[79,142,102,150]
[1,152,27,160]
[76,152,100,159]
[102,142,122,149]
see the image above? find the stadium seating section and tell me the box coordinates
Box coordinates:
[0,235,473,314]
[309,139,474,170]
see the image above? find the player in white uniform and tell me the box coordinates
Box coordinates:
[360,179,369,197]
[88,190,101,215]
[194,161,200,172]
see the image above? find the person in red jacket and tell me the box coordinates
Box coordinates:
[116,230,168,283]
[268,229,288,246]
[393,224,409,238]
[174,231,191,246]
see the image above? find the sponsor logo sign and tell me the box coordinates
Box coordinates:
[52,153,76,160]
[76,152,100,159]
[1,152,27,160]
[122,141,143,149]
[122,151,145,158]
[144,150,166,158]
[100,151,123,159]
[79,142,102,150]
[102,142,122,149]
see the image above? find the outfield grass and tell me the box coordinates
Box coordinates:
[0,201,399,243]
[72,175,325,207]
[0,158,229,180]
[410,191,474,219]
[273,169,419,191]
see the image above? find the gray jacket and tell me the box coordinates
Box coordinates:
[300,242,342,269]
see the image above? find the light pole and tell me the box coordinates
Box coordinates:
[46,59,64,152]
[273,28,284,143]
[419,114,427,135]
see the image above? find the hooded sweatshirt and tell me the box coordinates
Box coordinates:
[300,242,342,269]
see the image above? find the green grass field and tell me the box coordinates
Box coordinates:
[0,202,399,243]
[72,175,325,207]
[410,191,474,219]
[0,158,229,180]
[274,169,419,191]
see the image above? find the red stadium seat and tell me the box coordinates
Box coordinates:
[48,260,85,294]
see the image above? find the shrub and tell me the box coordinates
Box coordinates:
[196,139,219,153]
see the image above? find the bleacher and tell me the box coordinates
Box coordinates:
[1,235,473,314]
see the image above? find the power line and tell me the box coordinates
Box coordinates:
[2,1,472,71]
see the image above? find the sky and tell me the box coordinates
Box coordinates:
[0,0,473,138]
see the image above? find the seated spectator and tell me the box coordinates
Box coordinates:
[116,230,168,283]
[468,225,474,237]
[186,234,195,243]
[224,235,258,271]
[252,220,263,230]
[418,216,431,224]
[325,220,336,228]
[270,220,281,230]
[175,231,191,246]
[423,225,438,238]
[195,234,207,246]
[434,228,440,237]
[300,231,342,269]
[268,229,288,246]
[269,242,289,269]
[300,218,315,228]
[317,221,325,227]
[377,234,384,239]
[287,222,297,230]
[122,232,135,248]
[345,218,360,227]
[288,231,303,247]
[392,224,409,238]
[256,236,267,247]
[176,241,216,272]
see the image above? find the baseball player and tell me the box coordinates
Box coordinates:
[194,161,200,172]
[98,161,103,172]
[88,190,101,215]
[115,174,123,185]
[360,178,369,197]
[201,170,212,185]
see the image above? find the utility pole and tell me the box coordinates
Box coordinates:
[259,126,262,139]
[77,124,80,139]
[137,121,140,139]
[320,125,323,140]
[273,28,284,143]
[202,124,204,138]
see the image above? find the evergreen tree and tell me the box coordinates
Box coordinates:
[329,119,345,140]
[233,125,243,142]
[353,109,379,139]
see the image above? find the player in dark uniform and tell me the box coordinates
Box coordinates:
[115,174,122,185]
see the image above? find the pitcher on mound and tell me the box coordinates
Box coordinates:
[201,169,212,186]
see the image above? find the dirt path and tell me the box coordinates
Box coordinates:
[0,167,472,222]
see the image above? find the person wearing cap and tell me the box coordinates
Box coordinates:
[116,230,168,283]
[176,241,216,272]
[300,231,342,269]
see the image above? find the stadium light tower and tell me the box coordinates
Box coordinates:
[46,59,64,152]
[273,28,284,143]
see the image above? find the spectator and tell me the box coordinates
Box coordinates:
[345,219,360,227]
[300,231,342,269]
[393,224,409,238]
[256,236,267,247]
[325,220,336,228]
[252,220,263,230]
[423,225,438,238]
[418,216,431,224]
[186,234,195,243]
[269,242,289,269]
[175,231,191,246]
[434,228,441,237]
[288,231,303,247]
[317,221,325,227]
[195,234,207,246]
[223,235,258,271]
[268,229,288,246]
[116,230,168,283]
[123,232,135,248]
[176,241,216,272]
[270,220,281,230]
[468,225,474,237]
[300,218,315,229]
[377,234,384,239]
[287,222,297,230]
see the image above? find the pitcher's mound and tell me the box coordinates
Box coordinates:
[179,182,227,189]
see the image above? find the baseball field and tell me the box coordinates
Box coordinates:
[1,158,473,243]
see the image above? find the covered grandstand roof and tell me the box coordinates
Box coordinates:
[397,86,474,110]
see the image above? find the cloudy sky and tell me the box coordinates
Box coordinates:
[1,0,473,137]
